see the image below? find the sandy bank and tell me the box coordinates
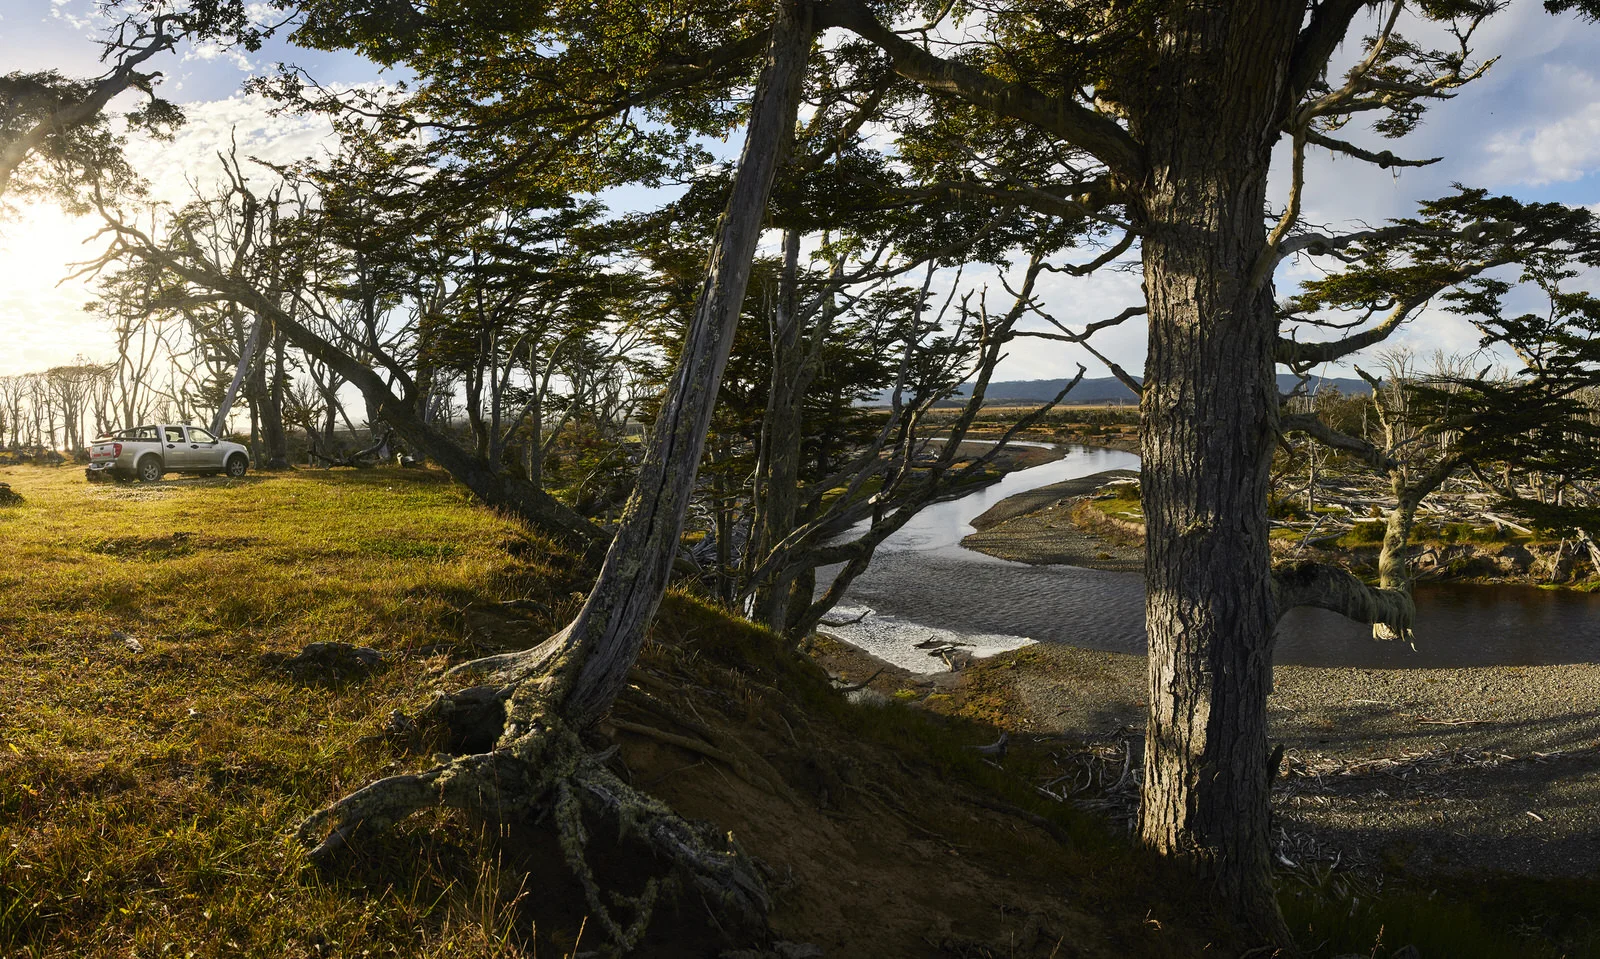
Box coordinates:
[961,469,1142,571]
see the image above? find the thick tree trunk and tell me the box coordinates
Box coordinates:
[1132,4,1301,948]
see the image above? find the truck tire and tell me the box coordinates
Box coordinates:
[137,455,163,483]
[226,454,249,478]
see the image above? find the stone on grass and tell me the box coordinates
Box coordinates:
[267,641,385,681]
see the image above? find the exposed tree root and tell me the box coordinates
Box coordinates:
[296,645,772,952]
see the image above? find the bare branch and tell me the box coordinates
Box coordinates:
[1303,129,1441,169]
[1280,411,1397,472]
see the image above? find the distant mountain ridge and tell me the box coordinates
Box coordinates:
[927,373,1372,405]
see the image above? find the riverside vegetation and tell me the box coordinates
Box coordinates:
[2,464,1596,958]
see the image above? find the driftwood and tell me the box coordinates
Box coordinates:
[307,429,396,468]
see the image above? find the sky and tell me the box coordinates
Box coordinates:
[3,1,1600,383]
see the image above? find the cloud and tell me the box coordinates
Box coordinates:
[122,92,337,202]
[1480,68,1600,186]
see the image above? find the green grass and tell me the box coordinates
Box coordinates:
[1085,482,1143,521]
[0,466,588,958]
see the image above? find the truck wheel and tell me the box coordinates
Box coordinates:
[226,455,248,478]
[137,456,163,483]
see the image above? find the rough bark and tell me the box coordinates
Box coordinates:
[1131,4,1302,948]
[558,3,812,724]
[1372,457,1458,640]
[1272,561,1413,634]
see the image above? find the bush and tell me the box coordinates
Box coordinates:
[1341,522,1388,545]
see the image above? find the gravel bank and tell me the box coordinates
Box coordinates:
[987,643,1600,879]
[961,469,1142,571]
[825,447,1600,880]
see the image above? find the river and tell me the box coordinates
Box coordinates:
[822,444,1600,674]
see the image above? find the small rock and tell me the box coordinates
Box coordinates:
[0,483,23,506]
[1495,543,1534,573]
[113,630,143,653]
[383,710,415,735]
[845,688,889,707]
[268,641,385,681]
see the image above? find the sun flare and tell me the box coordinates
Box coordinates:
[0,202,115,375]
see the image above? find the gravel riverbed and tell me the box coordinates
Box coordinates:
[821,466,1600,881]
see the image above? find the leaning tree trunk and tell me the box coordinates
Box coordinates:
[1373,479,1420,641]
[1132,3,1302,949]
[556,3,811,724]
[297,5,814,947]
[1373,457,1457,640]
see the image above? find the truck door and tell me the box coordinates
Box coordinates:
[162,425,194,470]
[185,426,226,470]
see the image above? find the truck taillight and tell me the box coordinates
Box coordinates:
[113,443,122,457]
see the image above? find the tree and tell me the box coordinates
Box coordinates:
[793,0,1600,947]
[286,7,816,947]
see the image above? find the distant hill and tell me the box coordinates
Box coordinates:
[938,373,1372,405]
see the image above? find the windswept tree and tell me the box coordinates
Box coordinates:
[70,0,1600,951]
[787,0,1600,948]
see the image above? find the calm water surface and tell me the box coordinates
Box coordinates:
[824,444,1600,672]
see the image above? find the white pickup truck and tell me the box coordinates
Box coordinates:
[87,424,251,482]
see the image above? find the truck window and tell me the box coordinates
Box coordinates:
[164,427,184,443]
[135,427,157,441]
[189,427,217,444]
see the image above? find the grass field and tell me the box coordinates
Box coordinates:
[0,466,594,957]
[0,466,1224,958]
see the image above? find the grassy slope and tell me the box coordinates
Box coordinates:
[1,467,596,957]
[0,466,1231,958]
